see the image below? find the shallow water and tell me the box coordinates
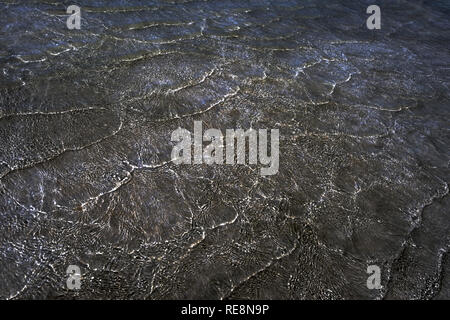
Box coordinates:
[0,0,449,299]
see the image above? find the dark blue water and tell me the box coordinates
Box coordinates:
[0,0,449,299]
